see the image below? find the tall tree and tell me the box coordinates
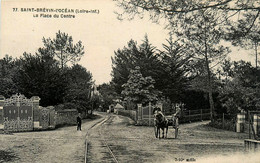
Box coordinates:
[218,61,260,115]
[121,66,160,105]
[229,22,260,69]
[116,0,259,67]
[158,35,192,102]
[0,55,19,97]
[111,36,162,94]
[98,83,118,111]
[174,9,230,121]
[65,64,93,110]
[115,0,259,28]
[111,39,138,93]
[42,30,85,69]
[17,51,66,106]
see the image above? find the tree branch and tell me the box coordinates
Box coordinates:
[120,0,259,15]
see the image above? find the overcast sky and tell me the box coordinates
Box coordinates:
[0,0,254,85]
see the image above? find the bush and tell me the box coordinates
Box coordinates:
[55,102,82,111]
[209,119,236,131]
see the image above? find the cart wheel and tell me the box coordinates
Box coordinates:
[175,128,178,139]
[154,126,158,138]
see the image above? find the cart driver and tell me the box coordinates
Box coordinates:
[173,103,181,128]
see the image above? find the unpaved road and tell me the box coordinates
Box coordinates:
[87,114,260,163]
[1,112,260,163]
[0,113,105,163]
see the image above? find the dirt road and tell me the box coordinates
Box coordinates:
[87,114,260,163]
[1,112,259,163]
[0,113,105,163]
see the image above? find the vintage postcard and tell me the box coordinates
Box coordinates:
[1,0,260,163]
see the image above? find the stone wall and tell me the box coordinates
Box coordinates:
[55,109,78,127]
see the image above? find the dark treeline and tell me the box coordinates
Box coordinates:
[104,0,260,123]
[0,31,93,114]
[107,35,260,121]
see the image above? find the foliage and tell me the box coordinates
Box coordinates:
[160,97,173,115]
[217,60,260,116]
[115,0,259,34]
[0,31,93,114]
[16,52,67,106]
[227,12,260,68]
[121,66,160,105]
[181,90,210,111]
[111,35,191,103]
[42,30,84,69]
[171,9,230,121]
[209,119,236,131]
[64,64,93,112]
[111,35,162,94]
[115,0,260,119]
[98,83,118,111]
[158,35,191,102]
[0,55,19,97]
[90,93,102,113]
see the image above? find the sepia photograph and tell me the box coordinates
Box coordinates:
[0,0,260,162]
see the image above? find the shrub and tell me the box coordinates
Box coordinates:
[209,119,236,131]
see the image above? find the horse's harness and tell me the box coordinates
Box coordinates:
[154,111,167,126]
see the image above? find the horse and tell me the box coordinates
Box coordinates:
[154,111,168,139]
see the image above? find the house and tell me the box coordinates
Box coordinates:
[114,103,124,114]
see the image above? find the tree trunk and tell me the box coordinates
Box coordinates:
[205,54,215,122]
[61,50,64,70]
[255,41,258,69]
[204,29,215,123]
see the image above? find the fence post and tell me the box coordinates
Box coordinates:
[253,114,258,135]
[31,96,40,129]
[148,102,151,126]
[236,113,245,133]
[222,113,224,129]
[0,95,5,128]
[137,104,142,125]
[248,111,251,139]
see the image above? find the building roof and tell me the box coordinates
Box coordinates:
[115,103,124,109]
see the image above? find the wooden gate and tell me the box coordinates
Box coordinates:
[3,94,33,132]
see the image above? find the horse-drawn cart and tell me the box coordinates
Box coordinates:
[154,111,179,139]
[167,115,179,138]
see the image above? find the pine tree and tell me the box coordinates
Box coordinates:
[42,30,84,69]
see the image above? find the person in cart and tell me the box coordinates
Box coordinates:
[173,103,181,128]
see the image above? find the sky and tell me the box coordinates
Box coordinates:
[0,0,255,85]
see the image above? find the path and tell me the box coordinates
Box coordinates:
[1,112,259,163]
[87,113,260,163]
[0,112,106,163]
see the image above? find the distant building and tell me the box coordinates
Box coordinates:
[91,85,100,97]
[109,104,114,113]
